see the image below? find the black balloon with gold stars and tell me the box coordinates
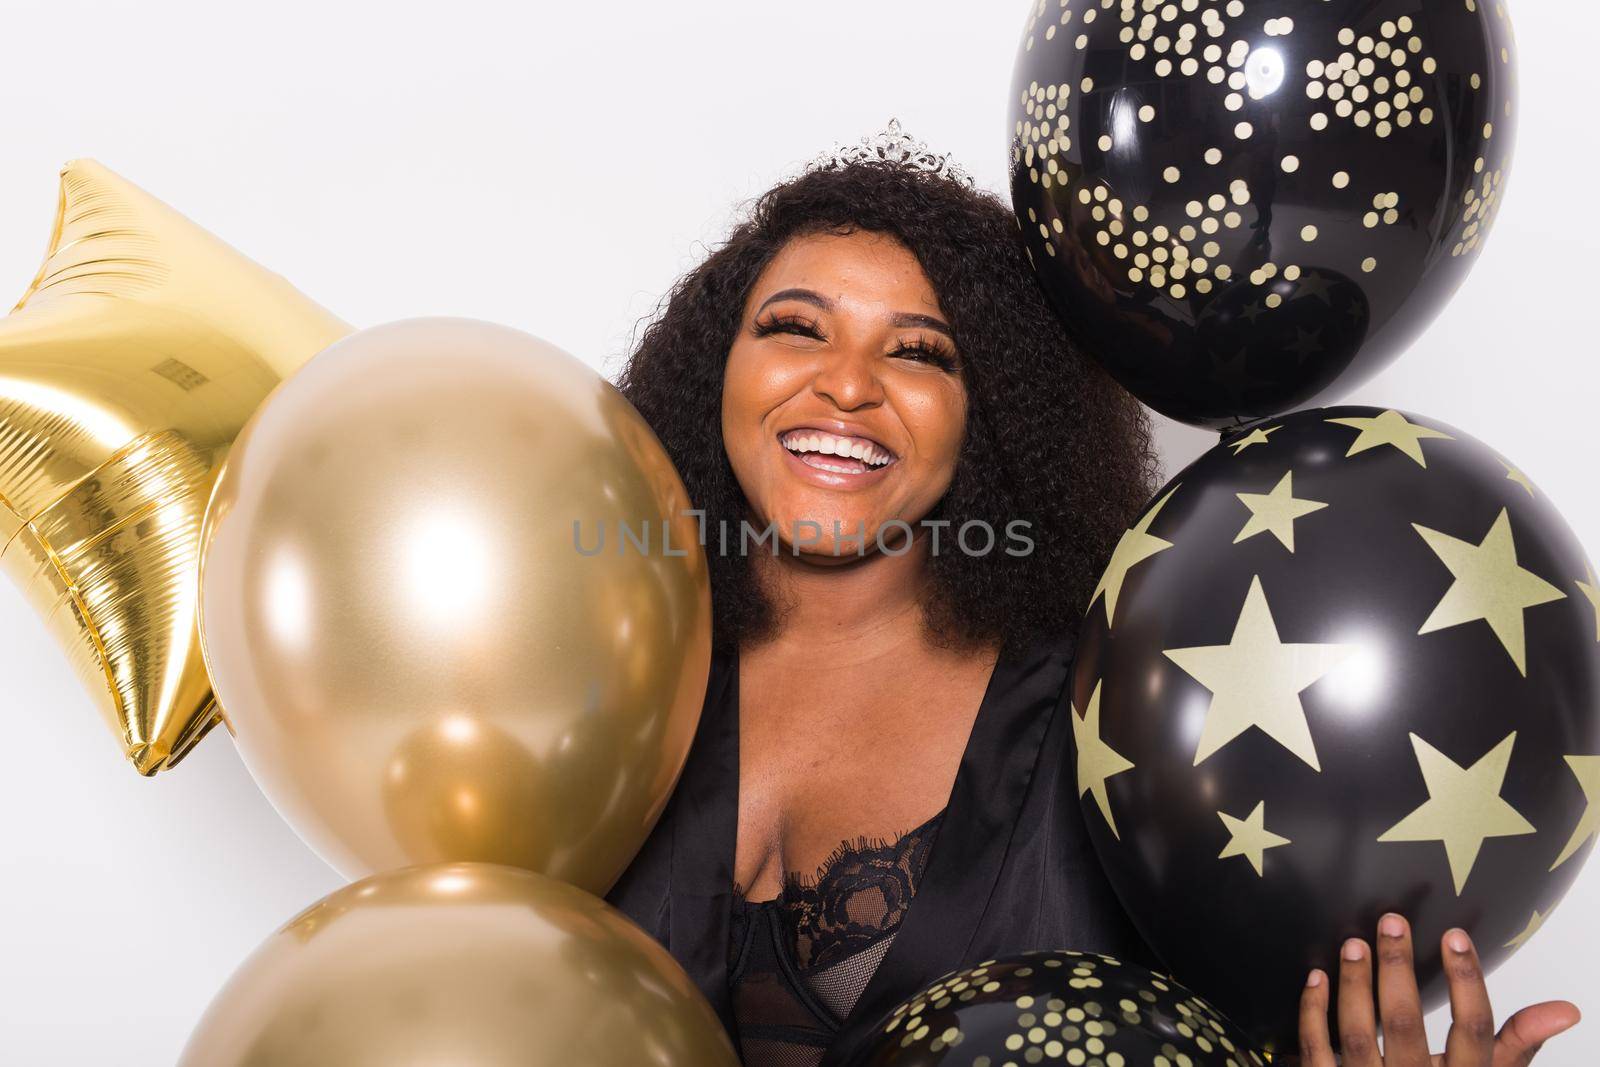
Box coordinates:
[1071,405,1600,1055]
[1008,0,1517,428]
[844,951,1264,1067]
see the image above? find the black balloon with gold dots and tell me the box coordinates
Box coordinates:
[843,951,1265,1067]
[1071,405,1600,1055]
[1009,0,1517,428]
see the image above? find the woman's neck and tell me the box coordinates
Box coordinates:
[747,529,934,668]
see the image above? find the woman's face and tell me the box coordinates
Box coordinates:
[721,229,967,558]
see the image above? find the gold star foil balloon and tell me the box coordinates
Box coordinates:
[0,159,348,774]
[197,318,712,891]
[1071,405,1600,1056]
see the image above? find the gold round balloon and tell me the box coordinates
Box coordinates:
[0,159,349,774]
[178,862,740,1067]
[197,318,711,891]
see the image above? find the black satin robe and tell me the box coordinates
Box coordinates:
[604,631,1160,1066]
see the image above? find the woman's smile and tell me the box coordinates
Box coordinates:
[776,421,898,489]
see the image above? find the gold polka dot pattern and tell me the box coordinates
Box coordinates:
[1008,0,1519,428]
[851,951,1266,1067]
[1304,19,1435,138]
[1456,156,1507,258]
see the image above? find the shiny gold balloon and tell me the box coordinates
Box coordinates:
[179,862,741,1067]
[0,159,349,774]
[198,318,711,891]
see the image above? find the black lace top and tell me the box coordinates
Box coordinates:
[727,809,946,1067]
[603,636,1159,1067]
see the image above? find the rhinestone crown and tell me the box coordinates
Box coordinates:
[807,118,976,189]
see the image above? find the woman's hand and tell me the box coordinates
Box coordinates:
[1295,913,1580,1066]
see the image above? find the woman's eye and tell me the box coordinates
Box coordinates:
[892,343,960,371]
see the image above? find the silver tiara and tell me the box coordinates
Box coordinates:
[807,118,976,189]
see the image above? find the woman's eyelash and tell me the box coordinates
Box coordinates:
[752,315,960,372]
[890,338,960,371]
[752,314,823,339]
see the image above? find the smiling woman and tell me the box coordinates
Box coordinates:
[603,137,1161,1067]
[618,155,1157,655]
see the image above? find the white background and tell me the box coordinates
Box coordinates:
[0,2,1594,1063]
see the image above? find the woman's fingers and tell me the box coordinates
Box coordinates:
[1338,937,1383,1067]
[1297,969,1338,1067]
[1440,927,1495,1065]
[1375,913,1431,1066]
[1302,921,1577,1067]
[1493,1001,1582,1067]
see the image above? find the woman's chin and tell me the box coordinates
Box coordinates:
[755,512,927,562]
[788,541,876,564]
[768,523,877,560]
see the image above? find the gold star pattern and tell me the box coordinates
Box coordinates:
[1234,471,1328,552]
[1217,800,1291,876]
[1504,908,1549,950]
[1163,575,1353,771]
[1576,568,1600,642]
[1377,732,1535,894]
[1229,425,1280,455]
[1550,754,1600,871]
[1499,458,1536,498]
[1073,680,1136,839]
[1326,409,1453,468]
[1228,425,1280,454]
[1089,485,1178,627]
[1287,328,1324,361]
[1414,508,1566,676]
[1294,274,1334,305]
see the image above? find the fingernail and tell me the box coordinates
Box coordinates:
[1447,928,1471,954]
[1380,913,1406,939]
[1307,969,1325,987]
[1343,938,1366,961]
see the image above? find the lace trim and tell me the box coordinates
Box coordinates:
[735,808,945,971]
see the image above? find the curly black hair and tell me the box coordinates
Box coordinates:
[615,159,1158,656]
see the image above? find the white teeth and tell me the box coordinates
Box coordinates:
[780,429,894,467]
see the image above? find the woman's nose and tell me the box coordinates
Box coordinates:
[810,346,884,411]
